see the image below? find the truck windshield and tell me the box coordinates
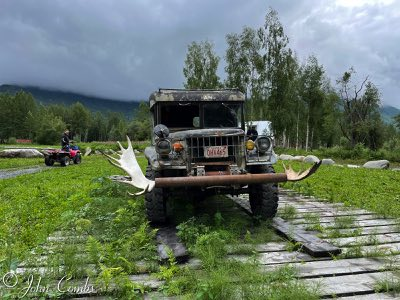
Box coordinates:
[159,103,199,128]
[158,102,242,129]
[203,103,242,128]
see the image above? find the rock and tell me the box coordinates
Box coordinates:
[84,147,92,156]
[392,168,400,172]
[321,158,335,165]
[363,160,389,169]
[347,164,360,168]
[304,155,320,164]
[134,149,141,154]
[0,149,43,158]
[293,155,305,162]
[279,154,294,161]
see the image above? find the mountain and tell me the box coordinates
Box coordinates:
[380,105,400,124]
[0,84,140,118]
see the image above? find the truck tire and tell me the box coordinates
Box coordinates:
[145,165,167,224]
[44,156,54,166]
[248,165,279,219]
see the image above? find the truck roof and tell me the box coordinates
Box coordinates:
[149,88,245,108]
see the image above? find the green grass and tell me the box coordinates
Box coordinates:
[170,221,318,299]
[0,156,122,272]
[276,162,400,217]
[0,157,43,169]
[0,153,321,299]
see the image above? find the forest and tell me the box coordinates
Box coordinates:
[182,8,400,154]
[0,93,150,144]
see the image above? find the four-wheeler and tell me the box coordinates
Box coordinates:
[43,147,82,167]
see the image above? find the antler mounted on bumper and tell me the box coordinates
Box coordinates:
[105,137,321,195]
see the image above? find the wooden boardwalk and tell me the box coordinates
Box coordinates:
[10,189,400,299]
[230,190,400,299]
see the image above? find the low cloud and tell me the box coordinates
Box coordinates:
[0,0,398,107]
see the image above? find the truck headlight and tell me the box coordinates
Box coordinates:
[246,140,255,150]
[257,137,271,153]
[156,139,171,155]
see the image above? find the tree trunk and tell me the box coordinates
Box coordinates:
[296,108,299,151]
[305,114,310,152]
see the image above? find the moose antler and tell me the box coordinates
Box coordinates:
[105,137,321,195]
[283,160,322,181]
[103,136,155,195]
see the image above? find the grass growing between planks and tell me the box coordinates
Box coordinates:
[154,200,320,299]
[276,162,400,218]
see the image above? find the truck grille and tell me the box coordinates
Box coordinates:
[186,135,245,163]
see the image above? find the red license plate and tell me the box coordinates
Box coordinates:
[204,146,228,158]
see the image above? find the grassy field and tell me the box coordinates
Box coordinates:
[0,157,43,169]
[1,153,399,298]
[277,162,400,217]
[0,154,321,298]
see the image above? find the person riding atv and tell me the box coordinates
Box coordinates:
[61,129,71,151]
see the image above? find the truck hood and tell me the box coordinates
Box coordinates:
[169,128,244,139]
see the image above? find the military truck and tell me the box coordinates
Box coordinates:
[143,89,279,223]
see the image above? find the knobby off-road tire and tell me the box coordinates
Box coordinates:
[44,156,54,166]
[248,165,279,220]
[145,165,167,224]
[60,156,70,167]
[73,154,82,164]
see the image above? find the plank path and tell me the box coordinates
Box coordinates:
[7,189,400,299]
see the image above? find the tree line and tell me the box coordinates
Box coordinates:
[0,92,150,144]
[183,8,400,151]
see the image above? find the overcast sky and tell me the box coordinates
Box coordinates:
[0,0,399,107]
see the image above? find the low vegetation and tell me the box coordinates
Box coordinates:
[0,155,321,299]
[0,157,42,170]
[277,162,400,218]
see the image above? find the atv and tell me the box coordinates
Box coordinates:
[43,146,82,167]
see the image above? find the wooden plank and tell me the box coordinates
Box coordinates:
[297,219,400,231]
[336,293,398,299]
[230,251,329,265]
[291,215,391,225]
[283,210,376,219]
[341,242,400,257]
[156,226,188,262]
[270,257,388,278]
[328,233,400,247]
[144,292,178,300]
[320,225,400,238]
[128,274,163,290]
[273,217,341,257]
[227,242,287,254]
[304,271,397,297]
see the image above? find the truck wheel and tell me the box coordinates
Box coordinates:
[60,156,70,167]
[44,156,54,166]
[145,165,167,224]
[73,154,82,164]
[248,165,279,219]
